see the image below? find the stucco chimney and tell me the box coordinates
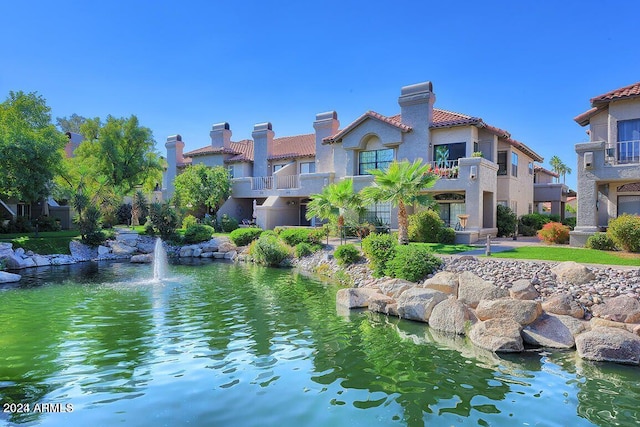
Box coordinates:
[398,81,435,161]
[210,122,232,149]
[252,122,274,177]
[164,134,184,199]
[313,111,339,173]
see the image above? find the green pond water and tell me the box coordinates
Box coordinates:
[0,260,639,427]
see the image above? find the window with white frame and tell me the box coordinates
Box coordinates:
[358,148,393,175]
[300,161,315,174]
[360,202,391,226]
[617,119,640,163]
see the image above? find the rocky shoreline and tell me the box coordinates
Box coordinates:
[295,248,640,365]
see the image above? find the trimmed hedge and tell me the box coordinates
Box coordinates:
[408,209,444,243]
[294,242,322,258]
[229,227,263,246]
[334,244,360,266]
[607,214,640,252]
[361,233,397,277]
[278,228,324,246]
[385,245,443,282]
[183,224,214,243]
[437,227,456,244]
[586,232,617,251]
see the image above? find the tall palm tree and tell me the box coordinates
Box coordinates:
[360,159,438,245]
[549,155,564,184]
[306,178,362,228]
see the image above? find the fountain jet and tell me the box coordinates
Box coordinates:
[153,238,168,280]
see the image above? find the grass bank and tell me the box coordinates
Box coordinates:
[489,246,640,266]
[411,242,476,255]
[0,230,81,255]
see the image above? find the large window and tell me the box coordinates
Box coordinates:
[617,119,640,164]
[360,202,391,226]
[433,142,465,167]
[300,161,315,174]
[17,203,30,218]
[358,148,393,175]
[497,151,507,175]
[511,152,518,177]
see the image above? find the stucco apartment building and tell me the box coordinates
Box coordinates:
[163,81,543,243]
[570,81,640,246]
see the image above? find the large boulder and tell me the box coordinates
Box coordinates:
[429,297,476,335]
[70,240,98,260]
[509,279,539,300]
[130,254,153,263]
[457,271,508,308]
[475,298,542,326]
[423,271,459,295]
[368,294,398,316]
[551,313,589,337]
[1,252,33,269]
[522,313,575,348]
[377,278,414,298]
[179,245,199,258]
[591,295,640,324]
[109,241,137,256]
[0,271,21,283]
[469,318,524,353]
[551,261,595,285]
[396,288,447,323]
[576,327,640,365]
[32,255,51,267]
[336,288,380,309]
[541,293,584,319]
[115,230,139,246]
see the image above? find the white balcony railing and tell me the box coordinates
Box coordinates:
[276,174,299,189]
[251,176,273,190]
[614,140,640,165]
[428,159,459,179]
[250,175,300,190]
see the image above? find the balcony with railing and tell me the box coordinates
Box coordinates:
[232,172,334,198]
[605,140,640,166]
[428,159,459,179]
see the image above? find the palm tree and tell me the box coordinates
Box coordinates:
[306,179,362,236]
[558,164,572,184]
[360,159,438,245]
[549,155,565,184]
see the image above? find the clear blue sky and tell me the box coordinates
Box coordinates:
[2,0,639,191]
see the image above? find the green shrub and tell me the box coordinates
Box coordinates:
[184,224,214,243]
[148,202,180,240]
[250,234,290,266]
[607,214,640,252]
[385,245,443,282]
[76,205,106,246]
[497,205,517,237]
[547,214,561,223]
[295,242,313,258]
[7,216,33,233]
[117,203,132,225]
[437,227,456,244]
[220,214,239,232]
[361,233,397,277]
[273,226,285,235]
[562,217,576,230]
[586,232,618,251]
[34,215,61,232]
[408,209,444,243]
[182,214,198,230]
[334,244,361,266]
[519,213,550,236]
[230,227,263,246]
[279,228,324,246]
[537,222,570,244]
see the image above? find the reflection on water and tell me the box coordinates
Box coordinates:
[0,261,638,426]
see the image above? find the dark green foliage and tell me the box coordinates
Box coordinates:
[148,202,179,240]
[117,203,132,225]
[220,214,239,232]
[295,242,313,258]
[5,217,33,233]
[408,209,444,243]
[184,224,214,243]
[518,213,550,236]
[586,232,618,251]
[607,214,640,252]
[182,214,198,230]
[547,214,561,223]
[437,227,456,244]
[75,205,105,246]
[361,233,397,277]
[334,244,361,266]
[385,245,443,282]
[34,215,61,232]
[250,234,290,266]
[562,217,576,230]
[230,227,263,246]
[497,205,517,237]
[278,228,324,246]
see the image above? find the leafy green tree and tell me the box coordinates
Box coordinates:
[549,155,572,184]
[0,91,67,204]
[56,113,87,133]
[173,164,231,217]
[306,178,361,227]
[361,159,438,245]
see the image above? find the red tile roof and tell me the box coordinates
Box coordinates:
[183,139,254,163]
[269,133,315,160]
[575,82,640,126]
[323,110,411,143]
[430,109,482,128]
[534,165,559,178]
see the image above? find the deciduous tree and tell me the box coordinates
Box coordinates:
[173,164,231,217]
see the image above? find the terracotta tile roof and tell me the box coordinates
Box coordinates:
[534,165,559,178]
[226,140,254,163]
[323,110,411,143]
[430,108,482,128]
[183,139,254,162]
[618,182,640,192]
[268,133,315,160]
[575,82,640,126]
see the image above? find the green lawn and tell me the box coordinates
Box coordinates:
[489,245,640,266]
[411,242,476,255]
[0,230,82,255]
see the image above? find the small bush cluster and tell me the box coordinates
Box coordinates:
[0,216,34,233]
[182,214,198,230]
[334,244,361,266]
[117,203,132,225]
[34,216,61,232]
[497,205,517,237]
[586,232,617,251]
[294,242,322,258]
[278,228,324,246]
[229,227,263,246]
[436,227,456,244]
[384,245,443,282]
[361,233,397,277]
[220,214,239,232]
[183,224,214,243]
[562,217,576,230]
[607,214,640,252]
[518,213,550,236]
[249,234,290,266]
[147,202,180,240]
[537,222,570,244]
[408,209,443,243]
[76,205,106,246]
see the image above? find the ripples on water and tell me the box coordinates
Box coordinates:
[0,261,639,426]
